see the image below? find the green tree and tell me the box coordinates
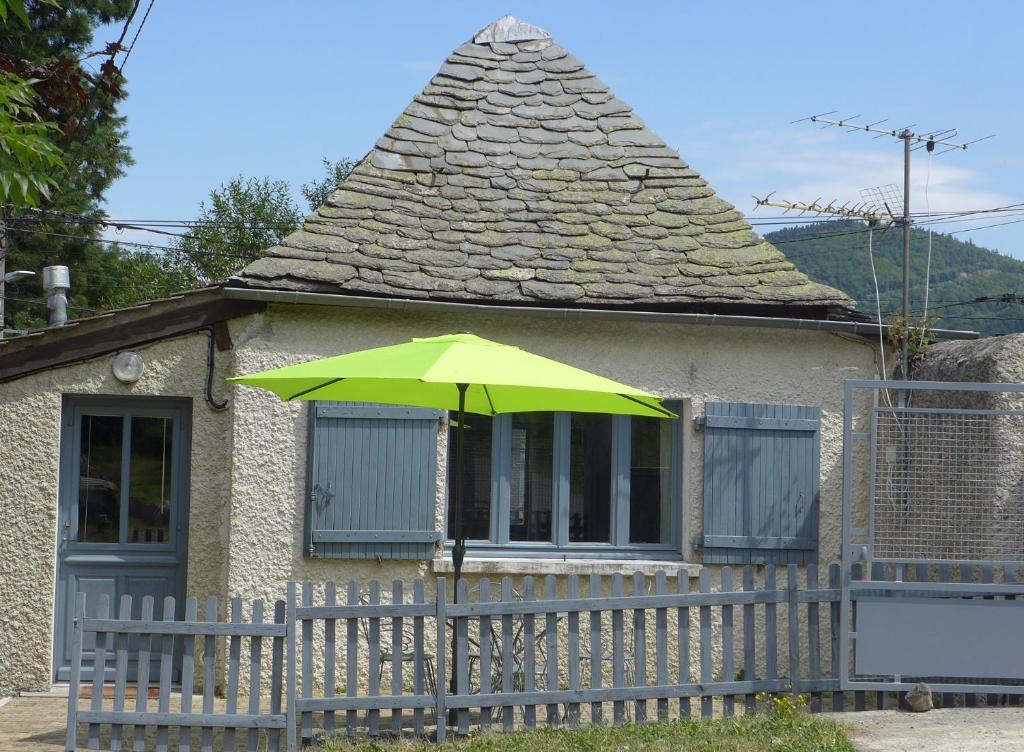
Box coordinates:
[765,220,1024,336]
[300,156,355,212]
[164,176,302,285]
[0,73,64,205]
[1,0,136,329]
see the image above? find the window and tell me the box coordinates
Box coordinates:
[629,416,674,545]
[75,411,179,546]
[447,404,683,558]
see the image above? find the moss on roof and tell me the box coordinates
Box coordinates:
[236,16,854,315]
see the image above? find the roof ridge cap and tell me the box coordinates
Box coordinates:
[473,15,550,44]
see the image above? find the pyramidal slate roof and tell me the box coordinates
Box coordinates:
[237,16,854,315]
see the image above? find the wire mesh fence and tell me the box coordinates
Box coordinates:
[873,406,1024,562]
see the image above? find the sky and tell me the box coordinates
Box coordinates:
[95,1,1024,257]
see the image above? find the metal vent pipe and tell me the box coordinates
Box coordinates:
[43,265,70,326]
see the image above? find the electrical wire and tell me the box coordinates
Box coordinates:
[121,0,156,68]
[866,226,892,405]
[948,217,1024,235]
[13,204,1024,260]
[7,226,256,261]
[1,295,97,313]
[920,151,934,349]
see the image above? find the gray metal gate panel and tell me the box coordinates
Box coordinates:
[841,379,1024,693]
[856,596,1024,679]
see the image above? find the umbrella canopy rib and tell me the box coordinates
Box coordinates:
[286,377,345,401]
[482,383,496,415]
[620,392,677,419]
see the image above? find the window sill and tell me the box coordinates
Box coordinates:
[431,557,701,578]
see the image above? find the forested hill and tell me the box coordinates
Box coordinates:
[764,221,1024,336]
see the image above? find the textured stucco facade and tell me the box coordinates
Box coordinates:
[224,303,880,597]
[0,331,235,694]
[221,302,881,694]
[0,300,882,693]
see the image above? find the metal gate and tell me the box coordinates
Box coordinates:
[841,379,1024,694]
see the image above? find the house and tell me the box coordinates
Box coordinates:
[0,16,974,694]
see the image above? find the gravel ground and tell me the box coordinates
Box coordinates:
[841,707,1024,752]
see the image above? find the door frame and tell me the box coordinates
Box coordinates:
[52,394,193,681]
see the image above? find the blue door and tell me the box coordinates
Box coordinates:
[54,396,192,682]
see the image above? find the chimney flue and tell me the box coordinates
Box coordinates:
[42,265,70,326]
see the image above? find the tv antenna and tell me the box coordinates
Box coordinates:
[793,112,994,380]
[753,193,895,226]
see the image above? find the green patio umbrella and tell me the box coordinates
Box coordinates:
[228,332,676,590]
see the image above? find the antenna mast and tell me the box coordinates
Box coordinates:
[795,113,993,380]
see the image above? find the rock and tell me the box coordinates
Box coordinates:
[904,683,933,712]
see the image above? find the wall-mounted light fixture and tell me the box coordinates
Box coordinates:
[112,351,145,384]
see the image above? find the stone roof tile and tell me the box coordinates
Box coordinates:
[235,17,854,315]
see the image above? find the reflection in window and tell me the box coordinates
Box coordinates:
[128,417,173,544]
[569,414,612,543]
[78,415,123,542]
[509,414,553,542]
[630,416,673,544]
[447,414,492,540]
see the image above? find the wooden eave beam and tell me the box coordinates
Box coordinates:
[0,295,265,383]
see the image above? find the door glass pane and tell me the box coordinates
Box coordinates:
[447,414,492,541]
[629,416,673,544]
[128,417,174,544]
[569,414,612,543]
[510,414,553,542]
[78,415,123,542]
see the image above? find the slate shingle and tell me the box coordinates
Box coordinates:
[236,15,853,314]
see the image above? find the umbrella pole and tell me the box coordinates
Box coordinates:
[449,382,468,718]
[453,382,468,597]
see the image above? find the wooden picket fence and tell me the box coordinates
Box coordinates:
[66,592,286,752]
[69,563,975,750]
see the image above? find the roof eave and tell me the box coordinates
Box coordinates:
[221,286,978,342]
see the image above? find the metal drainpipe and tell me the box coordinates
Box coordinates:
[43,265,70,326]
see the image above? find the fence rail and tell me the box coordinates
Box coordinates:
[67,563,1022,751]
[66,592,287,752]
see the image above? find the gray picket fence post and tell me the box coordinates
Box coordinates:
[435,577,448,743]
[286,581,297,752]
[65,592,86,752]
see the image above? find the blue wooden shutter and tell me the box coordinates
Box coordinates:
[307,402,442,560]
[702,401,820,564]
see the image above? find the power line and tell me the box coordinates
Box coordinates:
[948,217,1024,235]
[21,202,1024,234]
[122,0,156,68]
[1,295,97,313]
[7,226,256,261]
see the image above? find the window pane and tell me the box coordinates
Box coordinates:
[569,414,612,543]
[447,414,492,541]
[510,414,553,542]
[78,415,123,542]
[128,417,174,544]
[630,417,673,544]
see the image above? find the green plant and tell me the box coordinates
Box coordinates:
[315,712,855,751]
[886,314,937,365]
[756,690,808,718]
[0,73,64,205]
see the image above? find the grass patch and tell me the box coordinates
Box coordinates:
[316,713,855,752]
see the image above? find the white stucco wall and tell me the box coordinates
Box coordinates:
[217,303,882,695]
[0,299,884,694]
[224,303,883,602]
[0,331,235,694]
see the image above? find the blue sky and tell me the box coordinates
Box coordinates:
[97,1,1024,257]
